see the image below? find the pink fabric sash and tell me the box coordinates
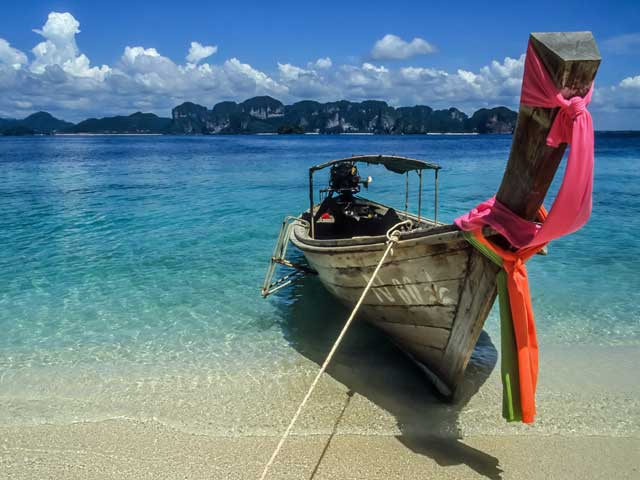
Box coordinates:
[455,41,594,248]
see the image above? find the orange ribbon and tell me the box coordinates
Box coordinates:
[472,207,548,423]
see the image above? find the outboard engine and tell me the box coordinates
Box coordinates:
[314,161,397,238]
[329,162,361,198]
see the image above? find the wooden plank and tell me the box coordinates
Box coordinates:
[312,255,467,287]
[322,276,464,295]
[361,304,457,329]
[305,249,470,297]
[371,321,450,351]
[294,226,470,257]
[325,278,463,310]
[496,32,601,220]
[322,281,459,322]
[440,249,500,389]
[303,242,469,269]
[391,340,445,376]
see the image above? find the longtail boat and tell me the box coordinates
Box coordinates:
[262,32,600,399]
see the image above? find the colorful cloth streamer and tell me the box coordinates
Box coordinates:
[456,41,594,249]
[463,219,547,423]
[455,40,596,423]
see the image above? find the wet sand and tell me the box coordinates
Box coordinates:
[1,419,638,479]
[1,343,639,479]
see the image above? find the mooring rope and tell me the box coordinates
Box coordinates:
[258,220,411,480]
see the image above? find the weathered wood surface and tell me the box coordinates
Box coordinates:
[333,280,463,308]
[300,233,478,394]
[303,241,468,335]
[361,305,456,328]
[440,250,500,387]
[372,322,451,351]
[305,249,469,287]
[496,32,601,221]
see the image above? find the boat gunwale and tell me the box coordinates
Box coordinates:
[290,197,468,253]
[291,223,466,253]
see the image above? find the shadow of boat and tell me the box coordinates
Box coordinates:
[275,273,503,479]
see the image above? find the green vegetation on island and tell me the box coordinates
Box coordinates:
[0,111,73,135]
[1,96,518,136]
[169,97,517,134]
[65,112,172,134]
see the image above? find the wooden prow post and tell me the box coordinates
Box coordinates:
[442,33,601,397]
[496,32,601,221]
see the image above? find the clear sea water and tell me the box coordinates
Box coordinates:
[0,134,638,433]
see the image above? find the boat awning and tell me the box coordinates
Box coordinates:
[309,155,441,175]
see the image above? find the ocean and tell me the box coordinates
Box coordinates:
[0,133,638,437]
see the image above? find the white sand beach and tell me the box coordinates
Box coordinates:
[1,343,639,479]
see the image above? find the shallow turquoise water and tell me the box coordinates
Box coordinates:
[0,133,638,378]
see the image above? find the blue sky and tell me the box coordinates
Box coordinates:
[1,0,639,128]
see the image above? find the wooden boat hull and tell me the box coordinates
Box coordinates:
[291,223,500,398]
[274,32,602,402]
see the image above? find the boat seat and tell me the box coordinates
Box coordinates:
[313,197,402,239]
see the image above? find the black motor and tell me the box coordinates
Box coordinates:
[329,162,361,197]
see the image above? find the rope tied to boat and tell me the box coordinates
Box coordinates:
[258,220,411,480]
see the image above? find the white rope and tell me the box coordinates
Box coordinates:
[258,220,411,480]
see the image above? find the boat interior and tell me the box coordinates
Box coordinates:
[303,196,432,240]
[301,155,443,242]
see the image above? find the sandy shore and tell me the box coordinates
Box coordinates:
[1,342,639,478]
[1,419,638,479]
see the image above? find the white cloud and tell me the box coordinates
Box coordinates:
[122,46,161,64]
[224,58,286,95]
[362,62,388,74]
[278,62,312,81]
[277,62,337,99]
[311,57,332,69]
[399,66,447,82]
[0,10,637,129]
[119,46,181,91]
[392,53,524,107]
[457,70,477,84]
[0,21,526,122]
[587,74,640,117]
[620,75,640,88]
[30,12,110,80]
[371,34,436,60]
[483,55,524,80]
[186,41,217,64]
[0,39,27,69]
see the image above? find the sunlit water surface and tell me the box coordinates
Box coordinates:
[0,134,638,431]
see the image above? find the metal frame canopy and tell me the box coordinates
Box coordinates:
[308,154,441,239]
[309,154,441,174]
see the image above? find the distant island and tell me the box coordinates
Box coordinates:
[0,96,518,136]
